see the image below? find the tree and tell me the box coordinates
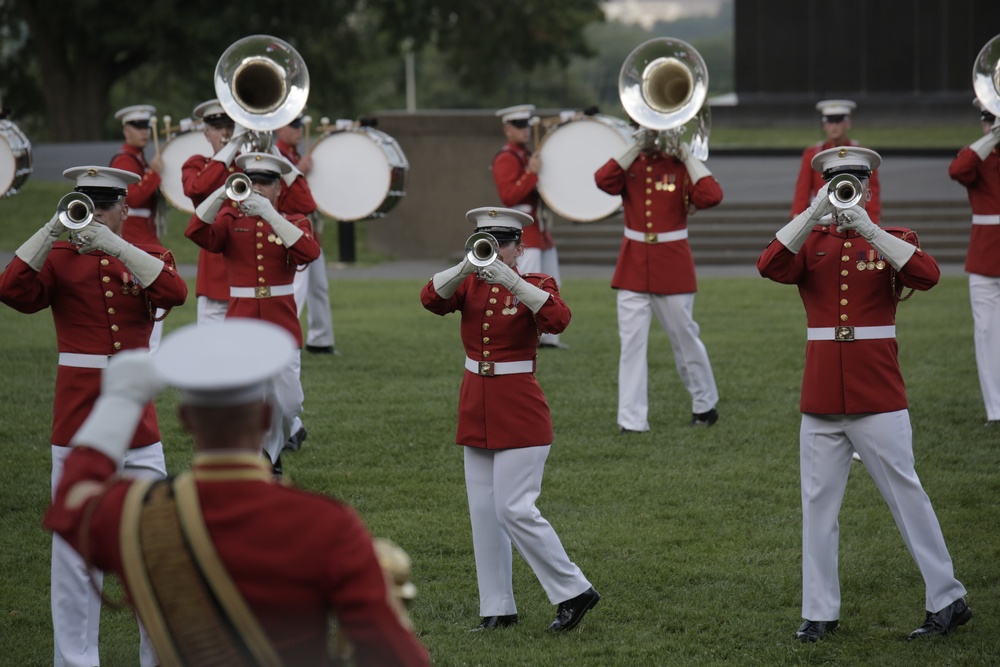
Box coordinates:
[0,0,604,141]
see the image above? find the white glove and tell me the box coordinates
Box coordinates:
[678,142,712,183]
[15,212,67,271]
[195,183,229,223]
[431,257,475,298]
[268,144,304,186]
[614,129,654,170]
[241,192,304,246]
[212,123,248,166]
[75,222,165,287]
[70,350,164,463]
[835,205,915,270]
[970,125,1000,161]
[479,261,550,313]
[775,187,834,253]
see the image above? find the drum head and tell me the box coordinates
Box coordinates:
[537,116,631,222]
[308,130,399,221]
[0,120,32,196]
[160,131,212,213]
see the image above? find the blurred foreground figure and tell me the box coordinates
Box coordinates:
[947,99,1000,426]
[44,319,430,667]
[758,147,970,643]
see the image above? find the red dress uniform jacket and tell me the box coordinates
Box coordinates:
[947,145,1000,277]
[791,140,882,223]
[595,152,723,295]
[185,207,320,346]
[420,272,570,449]
[756,226,939,414]
[0,245,187,446]
[492,142,554,250]
[275,140,319,218]
[44,449,431,667]
[112,143,162,246]
[182,154,238,301]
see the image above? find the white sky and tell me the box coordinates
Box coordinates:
[602,0,726,29]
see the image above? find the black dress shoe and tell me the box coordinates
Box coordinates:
[908,597,972,639]
[284,426,308,452]
[690,408,719,427]
[470,614,518,632]
[306,345,339,355]
[619,427,638,435]
[547,587,600,632]
[795,619,838,642]
[271,454,283,479]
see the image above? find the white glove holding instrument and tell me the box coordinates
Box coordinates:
[212,123,248,167]
[240,192,304,247]
[970,124,1000,161]
[431,257,475,299]
[15,212,67,272]
[677,142,712,183]
[75,222,165,287]
[71,350,165,463]
[614,129,656,170]
[195,183,229,224]
[775,187,834,253]
[835,204,915,270]
[268,144,304,186]
[478,260,550,313]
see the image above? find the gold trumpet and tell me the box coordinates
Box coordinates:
[465,232,499,273]
[224,172,253,202]
[828,173,864,209]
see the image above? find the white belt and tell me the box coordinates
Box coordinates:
[128,208,152,218]
[807,325,896,342]
[58,353,111,369]
[230,284,295,299]
[624,228,688,244]
[465,356,534,377]
[972,214,1000,225]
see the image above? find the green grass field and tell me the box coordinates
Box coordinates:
[1,185,998,665]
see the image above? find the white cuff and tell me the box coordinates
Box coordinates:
[212,140,239,167]
[683,156,712,183]
[775,211,816,254]
[118,247,165,287]
[511,279,550,313]
[614,142,642,170]
[868,229,917,270]
[15,227,57,272]
[266,213,305,247]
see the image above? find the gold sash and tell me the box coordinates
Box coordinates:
[120,472,283,667]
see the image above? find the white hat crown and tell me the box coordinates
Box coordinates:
[63,166,140,189]
[235,152,293,176]
[114,105,156,124]
[466,206,534,230]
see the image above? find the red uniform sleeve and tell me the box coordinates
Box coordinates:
[790,149,815,219]
[111,152,161,207]
[948,146,983,186]
[325,513,431,667]
[883,228,940,291]
[492,150,538,207]
[419,275,467,315]
[689,175,724,210]
[594,158,627,196]
[285,215,321,265]
[185,212,229,253]
[0,254,55,313]
[182,156,230,208]
[278,175,317,217]
[866,169,882,224]
[756,237,804,284]
[140,246,189,308]
[524,274,571,334]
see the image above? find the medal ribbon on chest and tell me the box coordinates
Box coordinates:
[502,295,519,316]
[120,270,140,296]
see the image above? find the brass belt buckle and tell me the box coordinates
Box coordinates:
[645,232,659,244]
[834,326,855,342]
[478,361,494,377]
[255,286,271,299]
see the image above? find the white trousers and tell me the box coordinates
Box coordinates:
[799,411,966,620]
[293,250,335,348]
[262,350,304,464]
[970,273,1000,421]
[196,295,228,325]
[147,314,165,353]
[51,443,167,667]
[463,446,590,615]
[517,247,563,347]
[617,290,718,430]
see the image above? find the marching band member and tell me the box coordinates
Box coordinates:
[947,99,1000,426]
[276,113,338,357]
[594,128,722,432]
[492,104,567,349]
[0,166,187,667]
[420,207,600,633]
[111,104,164,246]
[44,319,430,667]
[185,152,320,476]
[758,147,970,642]
[791,100,882,222]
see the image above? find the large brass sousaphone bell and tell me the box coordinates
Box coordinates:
[214,34,310,152]
[973,34,1000,118]
[619,37,711,160]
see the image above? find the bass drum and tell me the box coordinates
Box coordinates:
[307,127,408,221]
[0,120,33,197]
[536,114,632,222]
[159,129,213,213]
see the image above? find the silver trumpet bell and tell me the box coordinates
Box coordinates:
[973,34,1000,118]
[214,35,310,151]
[619,37,711,160]
[225,172,253,202]
[828,173,864,209]
[57,192,95,230]
[465,232,500,270]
